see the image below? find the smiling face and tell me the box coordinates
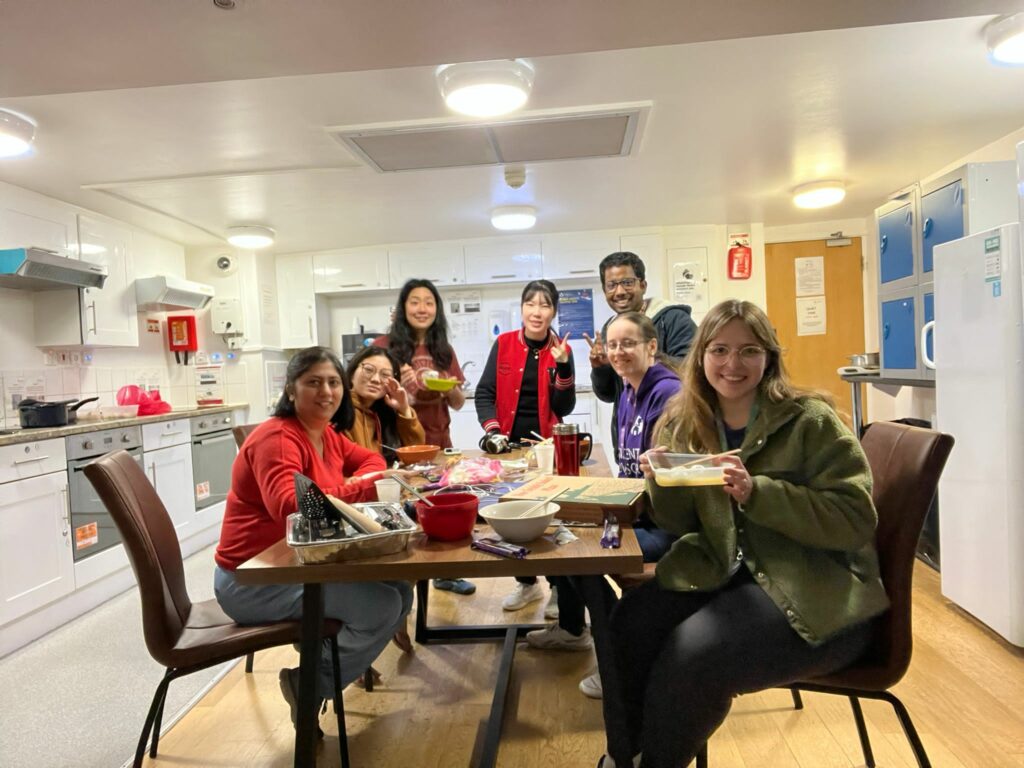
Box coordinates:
[522,290,556,340]
[405,286,438,334]
[289,360,344,426]
[602,265,647,314]
[606,316,657,383]
[350,352,396,402]
[702,318,768,410]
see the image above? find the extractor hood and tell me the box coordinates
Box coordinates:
[134,275,215,311]
[0,247,108,290]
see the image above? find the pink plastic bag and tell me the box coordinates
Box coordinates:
[439,458,503,486]
[117,385,172,416]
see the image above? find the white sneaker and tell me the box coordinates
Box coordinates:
[502,581,545,611]
[544,586,560,619]
[579,669,603,699]
[525,623,594,651]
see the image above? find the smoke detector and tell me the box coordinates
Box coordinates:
[504,165,526,189]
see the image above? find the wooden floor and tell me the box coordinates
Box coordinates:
[151,564,1023,767]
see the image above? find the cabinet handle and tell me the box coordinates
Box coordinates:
[149,462,158,485]
[61,487,70,539]
[338,283,366,288]
[307,316,313,339]
[87,301,98,335]
[14,455,50,464]
[161,431,184,437]
[491,274,515,279]
[569,269,596,275]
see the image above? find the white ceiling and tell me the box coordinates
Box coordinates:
[0,1,1023,254]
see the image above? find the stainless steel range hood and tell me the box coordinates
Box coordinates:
[0,247,108,291]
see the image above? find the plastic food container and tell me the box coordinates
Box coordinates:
[480,501,560,543]
[286,502,416,564]
[416,492,479,540]
[423,377,459,392]
[648,452,726,487]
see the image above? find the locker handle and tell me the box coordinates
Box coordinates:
[921,321,935,370]
[922,217,933,239]
[880,234,887,254]
[883,323,890,340]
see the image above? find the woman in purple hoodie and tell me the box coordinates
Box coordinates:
[526,312,683,700]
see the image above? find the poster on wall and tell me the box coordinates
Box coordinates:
[796,296,827,336]
[727,232,752,280]
[447,290,483,339]
[671,261,709,312]
[557,289,595,338]
[795,256,825,296]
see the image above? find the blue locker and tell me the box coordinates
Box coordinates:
[879,203,915,286]
[881,295,917,371]
[921,180,964,276]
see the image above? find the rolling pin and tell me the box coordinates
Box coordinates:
[326,495,386,534]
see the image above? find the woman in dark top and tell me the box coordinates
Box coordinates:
[475,279,576,612]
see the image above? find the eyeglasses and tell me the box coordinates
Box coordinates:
[606,339,643,352]
[357,363,394,382]
[604,277,639,292]
[704,344,766,362]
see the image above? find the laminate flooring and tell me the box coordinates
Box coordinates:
[149,563,1024,767]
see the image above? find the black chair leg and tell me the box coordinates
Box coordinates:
[363,666,374,692]
[330,637,350,768]
[245,652,254,673]
[790,688,804,710]
[883,691,932,768]
[848,695,875,768]
[135,671,173,767]
[149,676,172,759]
[695,742,708,768]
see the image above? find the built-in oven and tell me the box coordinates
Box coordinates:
[190,411,236,510]
[66,426,143,562]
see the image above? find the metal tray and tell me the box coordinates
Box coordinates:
[286,502,418,564]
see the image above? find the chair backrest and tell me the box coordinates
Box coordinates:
[84,450,193,667]
[232,423,259,450]
[857,421,954,686]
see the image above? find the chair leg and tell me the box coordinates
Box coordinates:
[882,690,932,768]
[363,666,374,692]
[135,671,173,767]
[695,742,708,768]
[149,678,172,759]
[790,688,804,710]
[848,696,876,768]
[330,637,350,768]
[245,651,254,673]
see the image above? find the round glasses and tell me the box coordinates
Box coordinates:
[357,363,395,382]
[604,277,639,292]
[606,339,643,352]
[704,344,766,362]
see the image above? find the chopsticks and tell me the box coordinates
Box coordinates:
[678,448,743,468]
[530,430,553,445]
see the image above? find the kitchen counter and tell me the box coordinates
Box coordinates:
[0,403,249,447]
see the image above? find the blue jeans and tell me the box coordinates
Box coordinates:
[214,566,413,698]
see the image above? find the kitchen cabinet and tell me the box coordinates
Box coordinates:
[144,442,195,540]
[32,214,139,347]
[313,247,390,293]
[542,232,619,281]
[388,244,466,287]
[0,184,78,255]
[276,252,320,348]
[0,437,72,625]
[464,240,542,285]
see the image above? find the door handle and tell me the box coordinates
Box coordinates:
[14,455,50,464]
[61,487,70,540]
[149,462,158,485]
[490,274,516,279]
[338,282,367,288]
[921,321,936,370]
[569,269,596,274]
[87,301,98,334]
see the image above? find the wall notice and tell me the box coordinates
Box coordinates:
[795,256,825,296]
[796,296,827,336]
[557,289,595,338]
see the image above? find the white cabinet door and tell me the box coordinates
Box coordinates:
[449,408,483,451]
[276,252,319,348]
[78,214,139,347]
[145,443,195,540]
[313,248,389,293]
[464,240,543,285]
[0,471,73,625]
[0,186,78,254]
[542,233,619,281]
[389,244,466,287]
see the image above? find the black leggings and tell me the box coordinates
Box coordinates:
[603,570,874,768]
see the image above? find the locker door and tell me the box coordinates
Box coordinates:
[921,180,964,277]
[879,203,915,287]
[881,295,917,372]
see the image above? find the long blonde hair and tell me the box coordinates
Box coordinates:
[654,300,832,452]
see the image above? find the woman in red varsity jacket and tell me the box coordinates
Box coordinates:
[475,279,576,613]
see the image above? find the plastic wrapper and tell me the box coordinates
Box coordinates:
[440,457,504,486]
[286,502,417,564]
[116,384,172,416]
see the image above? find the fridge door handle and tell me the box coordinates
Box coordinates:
[921,320,936,370]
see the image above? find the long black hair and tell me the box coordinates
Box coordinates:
[387,278,454,370]
[272,346,354,432]
[521,279,559,313]
[345,346,404,465]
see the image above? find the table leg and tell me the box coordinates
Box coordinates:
[414,579,430,645]
[478,627,519,768]
[296,582,323,768]
[849,379,865,438]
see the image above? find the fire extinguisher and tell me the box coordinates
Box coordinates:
[727,239,752,280]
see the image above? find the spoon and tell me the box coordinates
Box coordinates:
[390,473,435,507]
[514,488,567,518]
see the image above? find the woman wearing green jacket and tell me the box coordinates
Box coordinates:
[597,300,890,768]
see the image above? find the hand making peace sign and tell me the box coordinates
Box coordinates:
[583,330,609,366]
[551,331,572,363]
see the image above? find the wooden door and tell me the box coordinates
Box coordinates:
[765,238,864,427]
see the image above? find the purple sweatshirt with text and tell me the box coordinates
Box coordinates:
[616,362,681,478]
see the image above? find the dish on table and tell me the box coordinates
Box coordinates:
[647,452,727,487]
[423,377,459,392]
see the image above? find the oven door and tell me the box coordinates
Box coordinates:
[68,448,143,562]
[191,430,236,509]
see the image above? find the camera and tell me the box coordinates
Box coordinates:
[479,431,511,454]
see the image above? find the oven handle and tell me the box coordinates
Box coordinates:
[193,432,235,448]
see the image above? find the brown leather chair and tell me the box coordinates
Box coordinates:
[232,422,259,450]
[84,450,349,768]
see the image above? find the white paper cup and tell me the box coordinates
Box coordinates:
[534,443,555,474]
[374,478,401,504]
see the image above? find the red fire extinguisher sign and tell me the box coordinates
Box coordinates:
[727,233,752,280]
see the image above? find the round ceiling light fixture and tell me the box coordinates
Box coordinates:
[226,225,275,249]
[986,13,1024,65]
[792,180,846,209]
[436,59,534,117]
[0,109,37,158]
[491,205,537,231]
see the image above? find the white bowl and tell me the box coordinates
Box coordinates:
[481,501,561,543]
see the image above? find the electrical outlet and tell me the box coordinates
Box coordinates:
[43,350,57,366]
[228,337,245,350]
[57,350,70,365]
[70,351,82,365]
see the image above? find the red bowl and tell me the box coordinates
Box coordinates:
[415,492,479,541]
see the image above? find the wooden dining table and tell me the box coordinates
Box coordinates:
[234,445,643,768]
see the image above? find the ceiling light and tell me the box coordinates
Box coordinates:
[436,59,534,117]
[0,109,36,158]
[491,205,536,231]
[792,181,846,209]
[226,225,275,249]
[987,13,1024,65]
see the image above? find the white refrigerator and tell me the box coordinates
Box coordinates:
[931,219,1024,647]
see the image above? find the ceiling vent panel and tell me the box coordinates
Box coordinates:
[329,103,649,173]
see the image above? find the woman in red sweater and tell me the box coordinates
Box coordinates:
[214,346,413,733]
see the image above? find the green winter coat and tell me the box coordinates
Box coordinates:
[648,394,890,646]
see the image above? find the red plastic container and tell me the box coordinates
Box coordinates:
[415,492,479,541]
